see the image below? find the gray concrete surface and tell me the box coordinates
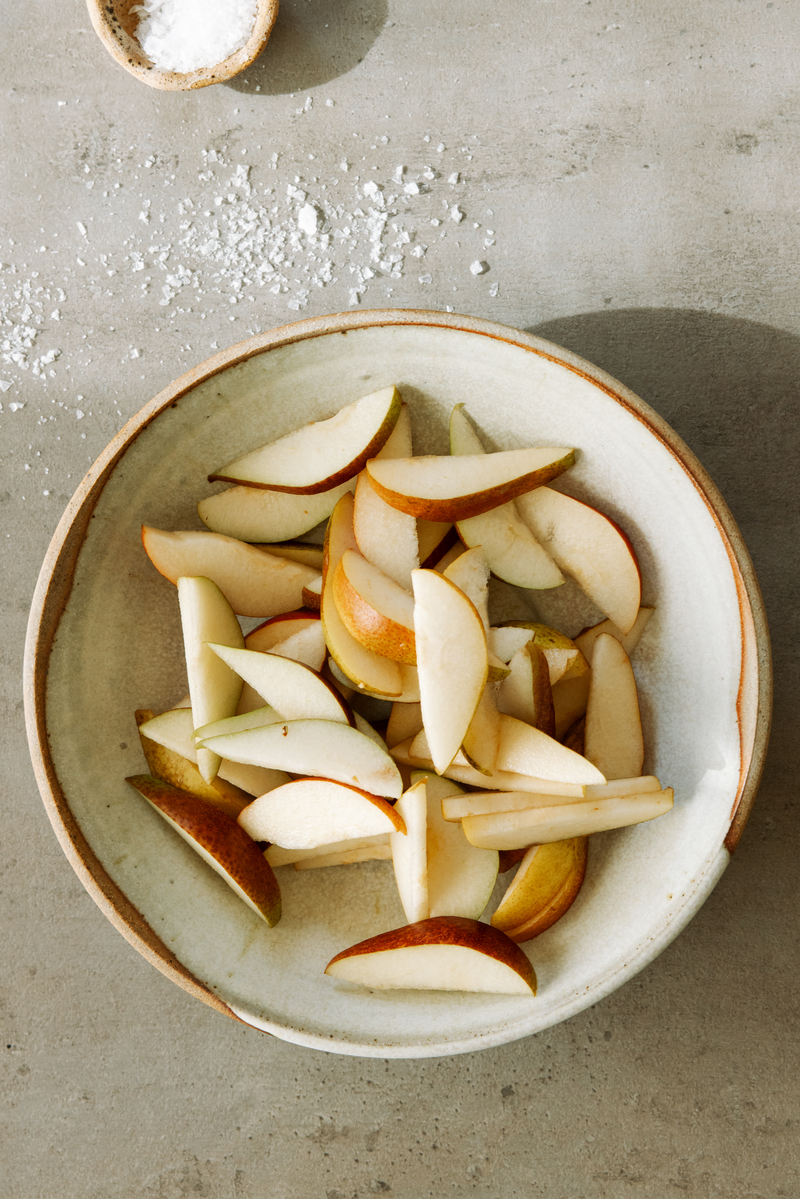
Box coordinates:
[3,1,799,1195]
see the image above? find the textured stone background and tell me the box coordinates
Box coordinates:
[3,1,799,1195]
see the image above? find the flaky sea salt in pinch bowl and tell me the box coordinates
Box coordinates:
[86,0,279,90]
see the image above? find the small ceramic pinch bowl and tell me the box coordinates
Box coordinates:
[86,0,279,90]
[24,310,771,1058]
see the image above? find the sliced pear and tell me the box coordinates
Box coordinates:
[491,838,588,942]
[210,386,402,493]
[441,788,589,821]
[178,576,244,783]
[412,568,489,775]
[496,714,605,786]
[461,682,501,775]
[333,549,416,664]
[443,545,490,631]
[584,633,645,780]
[135,710,251,819]
[262,622,327,672]
[497,642,555,736]
[325,916,536,995]
[392,733,585,797]
[493,622,587,685]
[366,446,576,522]
[199,719,404,799]
[142,527,320,618]
[237,778,405,849]
[207,643,354,726]
[462,789,674,849]
[552,672,592,740]
[575,607,655,663]
[386,701,423,749]
[127,775,281,925]
[245,610,321,653]
[198,479,355,543]
[417,520,457,568]
[253,542,324,570]
[353,405,420,588]
[416,772,499,920]
[302,576,323,610]
[391,779,429,923]
[321,494,403,697]
[515,486,641,635]
[294,844,393,869]
[266,833,389,868]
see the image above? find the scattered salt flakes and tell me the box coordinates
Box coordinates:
[326,99,335,107]
[403,182,420,196]
[340,161,349,172]
[448,172,460,185]
[130,347,141,359]
[489,283,499,297]
[418,274,432,284]
[469,260,488,275]
[133,0,258,72]
[139,211,150,224]
[437,143,445,153]
[51,309,61,320]
[423,135,431,143]
[297,203,319,235]
[43,490,50,496]
[9,401,24,412]
[58,101,66,107]
[450,206,464,224]
[0,380,11,392]
[410,245,426,258]
[77,222,88,238]
[76,409,84,419]
[430,218,441,226]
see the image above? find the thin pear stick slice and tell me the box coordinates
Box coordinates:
[322,494,403,697]
[442,776,663,821]
[208,643,354,726]
[412,569,489,775]
[295,844,393,869]
[584,633,645,780]
[491,838,588,942]
[393,734,585,797]
[266,833,389,868]
[198,478,356,543]
[199,719,404,800]
[496,714,606,786]
[449,405,564,589]
[416,772,499,920]
[127,776,281,926]
[443,546,490,631]
[497,642,555,736]
[237,779,405,849]
[391,779,429,923]
[178,576,244,784]
[366,446,575,522]
[143,527,320,618]
[325,916,537,995]
[462,789,674,849]
[353,404,420,588]
[515,486,642,635]
[210,386,402,493]
[333,549,417,664]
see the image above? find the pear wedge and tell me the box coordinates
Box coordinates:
[491,838,588,942]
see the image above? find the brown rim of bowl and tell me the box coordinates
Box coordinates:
[85,0,279,91]
[23,308,772,1021]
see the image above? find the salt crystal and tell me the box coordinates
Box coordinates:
[404,182,420,196]
[9,401,24,412]
[297,204,318,235]
[76,409,84,419]
[448,172,460,185]
[450,206,464,223]
[469,260,488,275]
[133,0,258,72]
[0,381,11,392]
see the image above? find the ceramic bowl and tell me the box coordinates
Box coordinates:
[24,310,771,1058]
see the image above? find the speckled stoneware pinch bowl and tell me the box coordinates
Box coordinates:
[86,0,279,90]
[24,310,771,1058]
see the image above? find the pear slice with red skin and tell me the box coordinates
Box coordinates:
[126,775,281,926]
[199,718,404,799]
[412,568,489,775]
[515,486,642,635]
[245,610,321,652]
[333,549,416,665]
[584,633,645,780]
[207,643,355,727]
[353,404,420,588]
[321,494,403,697]
[325,916,536,995]
[366,446,575,522]
[462,788,674,849]
[135,710,252,819]
[210,386,402,493]
[491,838,588,942]
[142,527,320,618]
[391,779,429,923]
[198,478,355,543]
[302,576,323,611]
[237,778,405,849]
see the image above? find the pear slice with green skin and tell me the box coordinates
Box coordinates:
[237,778,406,849]
[493,622,588,686]
[207,643,355,727]
[135,711,252,820]
[491,838,588,942]
[321,494,403,698]
[391,779,429,923]
[198,478,356,543]
[325,916,536,995]
[209,386,402,494]
[143,527,320,619]
[126,775,281,926]
[199,719,404,800]
[178,576,244,784]
[413,771,499,921]
[412,568,489,776]
[515,486,642,635]
[462,789,674,850]
[333,549,417,665]
[584,633,645,781]
[366,446,576,523]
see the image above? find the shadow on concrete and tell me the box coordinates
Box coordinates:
[227,0,388,95]
[528,307,800,786]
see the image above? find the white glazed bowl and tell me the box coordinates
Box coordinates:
[24,310,770,1058]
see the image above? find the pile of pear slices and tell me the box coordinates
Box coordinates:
[128,385,673,999]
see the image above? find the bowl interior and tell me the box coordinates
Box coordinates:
[40,318,749,1056]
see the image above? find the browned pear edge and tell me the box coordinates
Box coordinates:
[208,389,402,493]
[492,839,589,943]
[332,555,417,665]
[365,448,575,522]
[126,775,282,926]
[325,915,536,993]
